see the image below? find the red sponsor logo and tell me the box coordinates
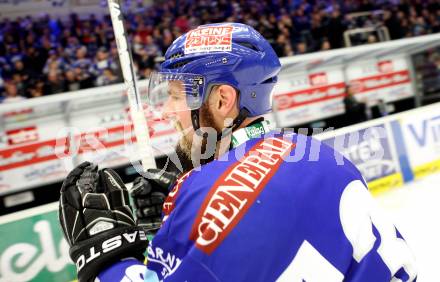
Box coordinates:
[189,137,295,254]
[6,126,39,145]
[349,70,410,93]
[274,83,346,110]
[2,108,33,118]
[0,138,68,171]
[162,170,194,221]
[185,26,233,54]
[309,72,328,86]
[378,60,393,73]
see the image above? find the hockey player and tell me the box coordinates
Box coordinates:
[59,23,417,282]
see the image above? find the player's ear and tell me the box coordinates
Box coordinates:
[212,85,238,118]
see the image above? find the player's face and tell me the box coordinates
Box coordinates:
[162,81,197,155]
[162,81,221,161]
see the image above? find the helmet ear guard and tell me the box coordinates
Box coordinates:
[190,84,250,141]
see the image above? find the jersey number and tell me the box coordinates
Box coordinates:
[277,180,415,281]
[276,240,343,281]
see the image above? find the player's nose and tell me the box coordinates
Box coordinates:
[162,100,175,120]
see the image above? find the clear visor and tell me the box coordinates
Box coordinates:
[146,72,206,115]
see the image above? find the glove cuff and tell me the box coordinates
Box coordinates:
[70,226,148,282]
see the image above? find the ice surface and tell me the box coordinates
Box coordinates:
[375,173,440,281]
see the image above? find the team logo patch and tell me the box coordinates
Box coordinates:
[184,26,233,54]
[190,137,295,254]
[147,245,182,279]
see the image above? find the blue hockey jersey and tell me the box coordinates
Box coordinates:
[98,130,417,282]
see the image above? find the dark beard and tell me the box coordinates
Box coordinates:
[164,103,222,175]
[175,143,196,173]
[194,103,220,166]
[161,143,195,175]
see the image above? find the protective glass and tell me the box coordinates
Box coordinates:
[146,72,206,114]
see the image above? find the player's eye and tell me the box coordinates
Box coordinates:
[169,94,184,102]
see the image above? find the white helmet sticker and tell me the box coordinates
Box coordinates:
[184,26,233,54]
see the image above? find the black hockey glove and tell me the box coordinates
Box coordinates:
[59,162,147,282]
[130,169,178,234]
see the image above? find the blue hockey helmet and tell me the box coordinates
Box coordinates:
[147,23,281,132]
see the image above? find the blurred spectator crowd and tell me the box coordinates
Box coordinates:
[1,0,439,103]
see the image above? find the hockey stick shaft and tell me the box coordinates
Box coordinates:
[107,0,156,171]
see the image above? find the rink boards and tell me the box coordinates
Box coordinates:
[316,101,440,195]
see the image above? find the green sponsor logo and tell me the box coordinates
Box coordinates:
[0,207,76,282]
[245,123,265,139]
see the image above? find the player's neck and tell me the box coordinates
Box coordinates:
[238,116,263,129]
[214,116,265,159]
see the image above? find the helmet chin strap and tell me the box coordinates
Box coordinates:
[191,108,250,142]
[189,107,250,166]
